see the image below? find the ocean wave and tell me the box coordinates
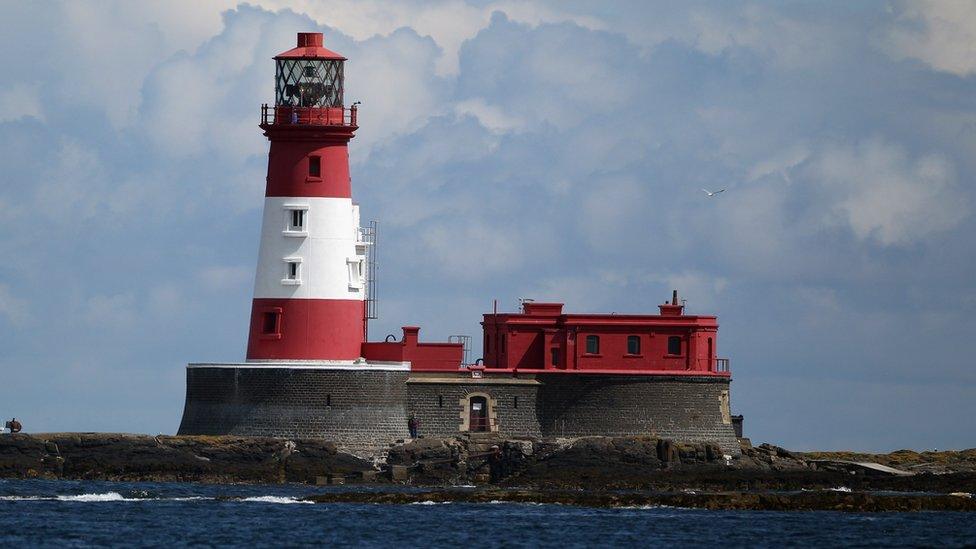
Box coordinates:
[239,496,312,505]
[57,492,139,502]
[827,487,852,492]
[409,501,451,505]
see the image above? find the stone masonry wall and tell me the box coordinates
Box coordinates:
[177,367,409,458]
[406,374,739,455]
[406,379,542,438]
[179,367,738,458]
[537,375,738,455]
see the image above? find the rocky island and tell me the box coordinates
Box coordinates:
[1,432,973,512]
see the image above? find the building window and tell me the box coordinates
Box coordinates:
[283,205,309,236]
[550,347,559,366]
[585,335,600,354]
[667,336,682,355]
[347,258,364,289]
[326,394,332,406]
[627,335,641,355]
[282,258,302,285]
[514,395,519,409]
[438,395,443,408]
[261,311,279,335]
[290,209,305,230]
[309,156,321,177]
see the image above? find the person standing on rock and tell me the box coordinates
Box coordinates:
[407,415,419,439]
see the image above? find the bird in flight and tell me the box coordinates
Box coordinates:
[702,188,726,197]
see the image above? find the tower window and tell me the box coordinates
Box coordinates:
[627,335,641,355]
[667,336,682,355]
[282,259,302,285]
[290,209,305,230]
[261,311,279,335]
[309,156,321,177]
[585,335,600,355]
[347,258,364,289]
[550,348,559,366]
[283,205,309,236]
[438,395,444,408]
[514,395,519,409]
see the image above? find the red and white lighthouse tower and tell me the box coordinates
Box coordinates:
[246,32,368,362]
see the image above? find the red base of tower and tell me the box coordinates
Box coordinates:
[246,298,365,361]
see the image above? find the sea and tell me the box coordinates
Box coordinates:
[0,479,973,547]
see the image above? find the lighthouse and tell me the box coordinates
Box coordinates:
[246,32,369,362]
[179,31,739,458]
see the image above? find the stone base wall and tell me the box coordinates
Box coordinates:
[177,366,409,458]
[179,366,739,458]
[406,377,543,438]
[538,375,738,454]
[407,374,739,455]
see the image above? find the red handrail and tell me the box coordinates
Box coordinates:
[261,104,358,126]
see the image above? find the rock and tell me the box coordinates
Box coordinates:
[0,433,373,483]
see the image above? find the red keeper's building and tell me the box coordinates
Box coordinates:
[481,294,726,375]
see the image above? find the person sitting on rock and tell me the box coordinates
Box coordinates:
[407,415,419,439]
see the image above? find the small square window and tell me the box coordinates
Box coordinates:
[347,258,364,289]
[309,156,321,177]
[290,209,304,230]
[667,336,682,355]
[627,335,641,355]
[585,335,600,354]
[283,206,309,236]
[282,259,302,285]
[261,311,279,335]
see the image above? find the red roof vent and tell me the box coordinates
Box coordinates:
[522,302,564,317]
[297,32,323,48]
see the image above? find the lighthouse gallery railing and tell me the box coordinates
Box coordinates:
[261,104,358,126]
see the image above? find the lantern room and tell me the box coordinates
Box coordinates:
[274,32,346,108]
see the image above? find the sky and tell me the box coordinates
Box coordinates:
[1,0,974,451]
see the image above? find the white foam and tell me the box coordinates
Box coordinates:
[56,492,137,502]
[827,487,853,492]
[240,496,312,505]
[410,500,451,505]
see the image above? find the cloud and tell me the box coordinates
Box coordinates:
[883,0,976,76]
[807,138,967,246]
[0,284,28,326]
[0,83,44,123]
[2,1,976,451]
[198,265,253,291]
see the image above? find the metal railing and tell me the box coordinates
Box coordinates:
[449,335,472,365]
[361,221,377,320]
[261,104,358,126]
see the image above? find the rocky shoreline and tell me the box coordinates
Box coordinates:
[302,488,976,512]
[1,433,973,512]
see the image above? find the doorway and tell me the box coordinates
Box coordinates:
[469,396,489,432]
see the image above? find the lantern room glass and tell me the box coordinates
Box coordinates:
[275,59,344,108]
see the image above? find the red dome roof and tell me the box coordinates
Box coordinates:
[274,32,346,60]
